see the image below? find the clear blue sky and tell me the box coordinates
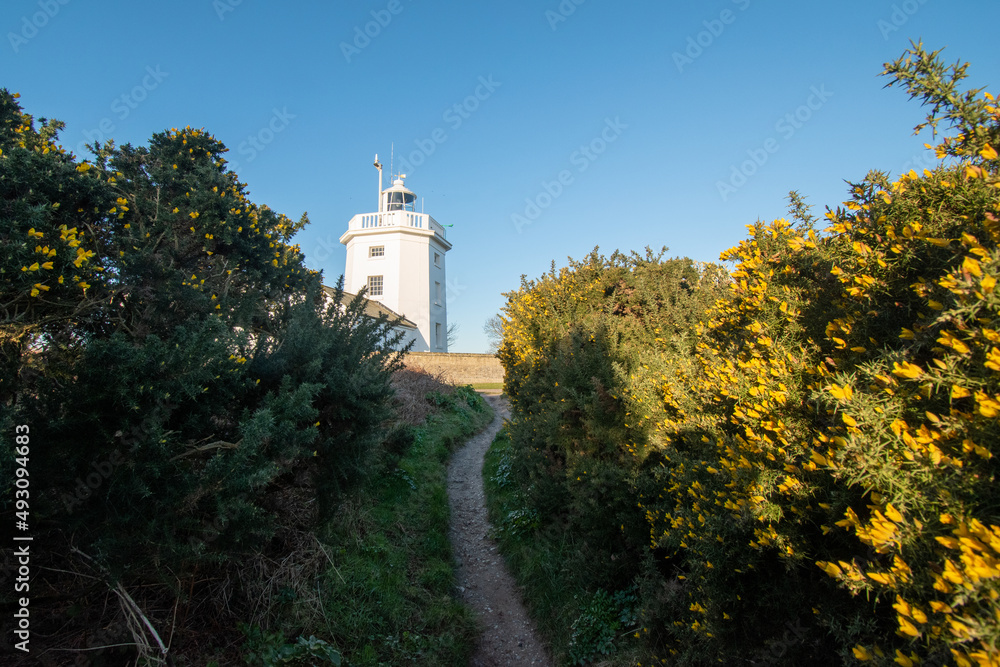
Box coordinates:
[3,1,997,352]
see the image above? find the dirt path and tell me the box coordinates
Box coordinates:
[448,395,552,667]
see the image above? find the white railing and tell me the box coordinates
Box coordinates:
[347,211,447,239]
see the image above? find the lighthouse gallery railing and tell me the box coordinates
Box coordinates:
[349,211,446,238]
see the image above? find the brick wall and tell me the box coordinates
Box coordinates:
[404,352,504,385]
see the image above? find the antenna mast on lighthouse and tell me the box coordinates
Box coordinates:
[374,154,383,212]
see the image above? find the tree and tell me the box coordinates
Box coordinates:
[483,314,505,353]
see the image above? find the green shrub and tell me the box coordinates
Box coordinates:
[494,44,1000,666]
[0,91,408,663]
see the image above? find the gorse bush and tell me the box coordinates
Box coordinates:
[496,248,728,662]
[0,88,406,614]
[496,43,1000,666]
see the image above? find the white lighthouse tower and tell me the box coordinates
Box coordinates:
[339,155,451,352]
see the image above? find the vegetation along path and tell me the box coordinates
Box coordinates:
[448,395,551,666]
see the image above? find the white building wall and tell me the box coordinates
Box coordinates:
[340,215,449,352]
[398,234,429,348]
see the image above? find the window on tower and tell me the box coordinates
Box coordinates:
[369,245,384,258]
[367,275,383,297]
[434,252,441,267]
[435,281,442,305]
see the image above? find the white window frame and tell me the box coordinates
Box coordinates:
[369,245,384,258]
[367,275,383,297]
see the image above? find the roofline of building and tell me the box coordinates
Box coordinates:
[322,284,418,329]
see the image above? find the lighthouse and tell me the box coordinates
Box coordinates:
[339,155,451,352]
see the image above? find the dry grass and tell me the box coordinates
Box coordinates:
[390,363,456,427]
[236,482,326,629]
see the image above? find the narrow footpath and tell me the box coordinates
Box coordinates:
[447,394,552,667]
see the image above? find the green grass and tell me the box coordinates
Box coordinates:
[471,382,504,391]
[313,386,494,666]
[482,426,648,666]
